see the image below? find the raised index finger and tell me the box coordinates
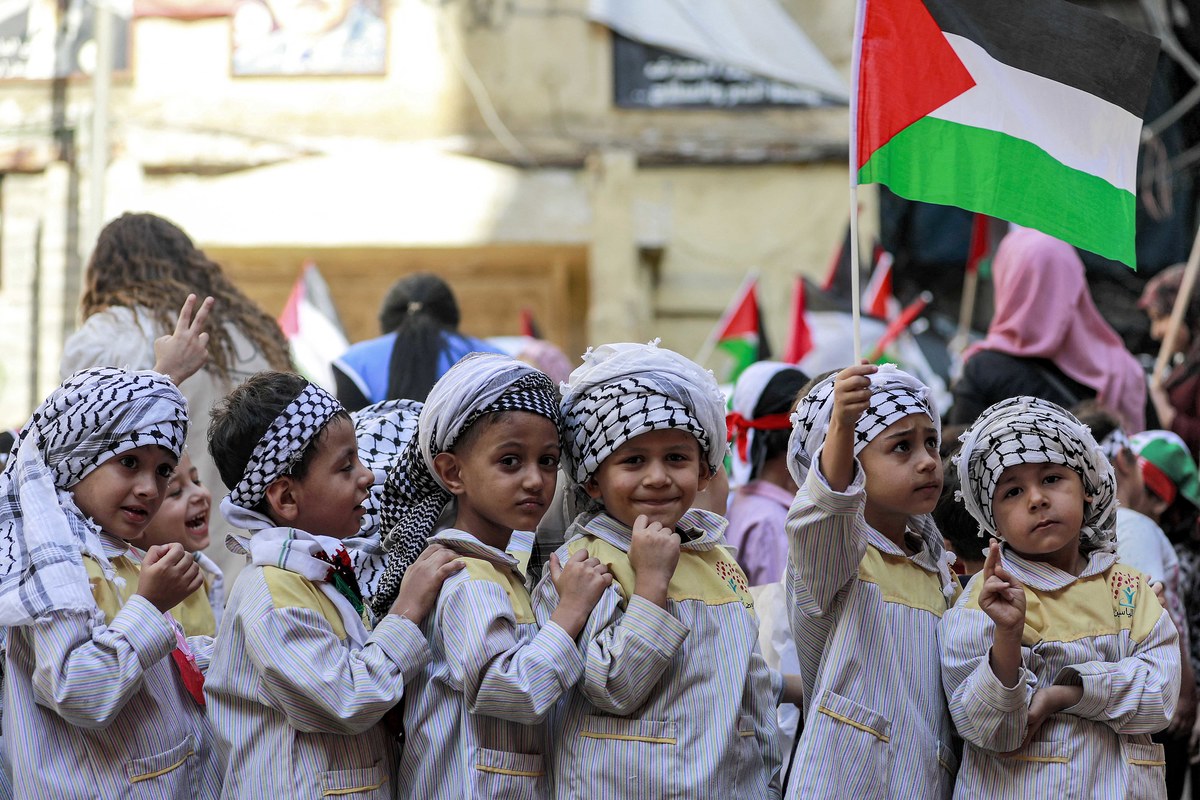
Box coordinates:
[173,294,198,336]
[982,540,999,580]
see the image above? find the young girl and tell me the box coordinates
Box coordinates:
[140,450,224,636]
[787,362,960,799]
[375,353,611,798]
[535,340,783,799]
[942,396,1180,798]
[0,367,222,797]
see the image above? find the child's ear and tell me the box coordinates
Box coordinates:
[265,477,300,523]
[433,452,466,496]
[583,475,604,501]
[696,464,712,493]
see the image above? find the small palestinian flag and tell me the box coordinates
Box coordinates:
[712,276,771,383]
[855,0,1159,267]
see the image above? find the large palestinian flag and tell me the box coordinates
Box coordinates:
[856,0,1159,267]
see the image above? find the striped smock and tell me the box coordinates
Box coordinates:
[787,460,960,800]
[204,559,430,799]
[396,529,585,800]
[941,548,1180,799]
[533,509,782,800]
[3,534,222,799]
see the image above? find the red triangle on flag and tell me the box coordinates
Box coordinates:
[857,0,976,167]
[716,281,761,341]
[966,213,991,275]
[785,277,813,364]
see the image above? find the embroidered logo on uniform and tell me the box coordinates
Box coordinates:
[1111,570,1138,618]
[714,560,752,607]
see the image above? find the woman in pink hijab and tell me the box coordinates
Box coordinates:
[949,227,1147,431]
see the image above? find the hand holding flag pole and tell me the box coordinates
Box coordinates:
[1152,224,1200,387]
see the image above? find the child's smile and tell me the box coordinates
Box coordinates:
[585,428,710,531]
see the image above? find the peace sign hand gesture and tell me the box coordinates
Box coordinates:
[153,294,214,386]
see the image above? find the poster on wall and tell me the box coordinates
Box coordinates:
[231,0,386,76]
[612,33,832,110]
[0,0,131,80]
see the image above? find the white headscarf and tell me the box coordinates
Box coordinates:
[560,340,727,491]
[954,396,1117,553]
[0,367,188,628]
[727,361,807,487]
[788,364,939,486]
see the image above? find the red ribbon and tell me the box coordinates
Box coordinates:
[726,412,794,460]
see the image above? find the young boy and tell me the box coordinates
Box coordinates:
[943,397,1180,798]
[140,449,224,636]
[376,353,611,798]
[535,340,783,798]
[787,363,960,799]
[204,371,462,798]
[0,367,222,797]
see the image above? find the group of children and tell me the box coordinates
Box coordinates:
[0,308,1186,798]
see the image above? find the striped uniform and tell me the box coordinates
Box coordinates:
[787,460,959,800]
[533,510,782,800]
[205,560,430,799]
[941,548,1180,799]
[397,530,584,800]
[3,534,222,799]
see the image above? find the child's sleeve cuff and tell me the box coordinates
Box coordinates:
[370,614,433,676]
[111,595,176,669]
[974,660,1030,712]
[622,595,689,658]
[807,447,867,515]
[1056,665,1109,718]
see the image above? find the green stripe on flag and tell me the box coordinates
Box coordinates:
[859,116,1137,267]
[717,337,758,382]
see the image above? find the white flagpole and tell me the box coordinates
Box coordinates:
[848,0,867,362]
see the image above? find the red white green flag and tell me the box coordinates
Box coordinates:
[854,0,1159,267]
[710,275,771,382]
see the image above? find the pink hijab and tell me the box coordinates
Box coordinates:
[965,227,1146,431]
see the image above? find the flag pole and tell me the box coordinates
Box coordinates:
[1152,224,1200,383]
[848,0,867,362]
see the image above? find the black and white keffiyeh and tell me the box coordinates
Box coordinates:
[560,340,726,495]
[344,399,424,601]
[0,367,188,627]
[370,353,562,617]
[1097,427,1130,464]
[224,382,342,513]
[787,364,939,486]
[954,396,1117,552]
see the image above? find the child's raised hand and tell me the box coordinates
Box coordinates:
[153,294,214,386]
[978,540,1026,633]
[548,549,613,638]
[389,544,464,624]
[629,514,680,609]
[831,362,878,430]
[138,543,203,612]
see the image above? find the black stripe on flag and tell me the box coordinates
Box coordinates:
[922,0,1159,118]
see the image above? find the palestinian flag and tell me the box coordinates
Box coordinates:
[712,276,771,382]
[278,260,350,390]
[855,0,1159,267]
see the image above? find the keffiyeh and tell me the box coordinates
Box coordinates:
[219,381,369,639]
[0,367,188,627]
[560,340,727,492]
[371,353,562,617]
[954,396,1117,552]
[344,399,424,601]
[787,364,939,487]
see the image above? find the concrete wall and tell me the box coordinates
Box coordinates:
[0,0,857,426]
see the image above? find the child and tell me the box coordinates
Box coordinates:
[725,361,809,585]
[203,371,462,798]
[942,396,1180,798]
[535,340,783,798]
[374,353,611,798]
[787,362,960,799]
[0,367,222,797]
[140,450,224,636]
